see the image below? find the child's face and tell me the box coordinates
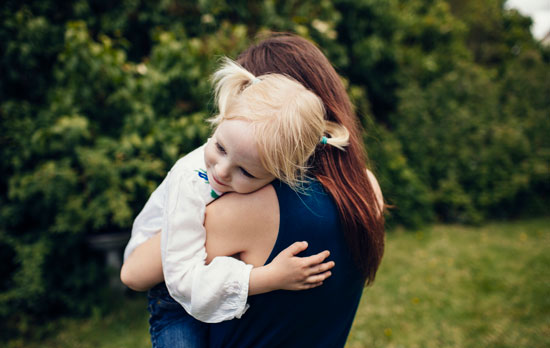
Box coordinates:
[204,119,275,194]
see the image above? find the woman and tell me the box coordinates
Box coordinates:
[121,33,385,347]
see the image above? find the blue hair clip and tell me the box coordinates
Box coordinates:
[320,136,328,145]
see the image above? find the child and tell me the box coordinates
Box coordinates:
[123,58,349,344]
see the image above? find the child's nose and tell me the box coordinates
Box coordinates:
[217,163,231,180]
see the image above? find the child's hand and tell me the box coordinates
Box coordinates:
[267,241,335,291]
[248,241,335,295]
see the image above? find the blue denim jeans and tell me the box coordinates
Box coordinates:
[148,283,208,348]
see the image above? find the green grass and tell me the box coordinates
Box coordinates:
[346,218,550,348]
[9,218,549,348]
[8,293,151,348]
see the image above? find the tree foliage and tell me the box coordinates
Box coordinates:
[1,0,548,336]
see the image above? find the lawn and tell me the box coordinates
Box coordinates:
[347,218,550,348]
[10,218,549,348]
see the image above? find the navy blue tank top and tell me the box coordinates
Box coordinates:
[209,180,365,347]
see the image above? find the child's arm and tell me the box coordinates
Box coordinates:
[120,233,163,291]
[122,175,167,262]
[161,166,255,323]
[122,154,194,267]
[122,235,334,294]
[248,241,335,295]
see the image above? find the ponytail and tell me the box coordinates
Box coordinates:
[322,121,349,151]
[211,57,260,117]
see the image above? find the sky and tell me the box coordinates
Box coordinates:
[506,0,550,39]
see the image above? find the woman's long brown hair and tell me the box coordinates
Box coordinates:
[237,34,385,285]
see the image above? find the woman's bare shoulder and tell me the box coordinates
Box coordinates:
[366,169,384,215]
[204,185,279,264]
[206,185,279,237]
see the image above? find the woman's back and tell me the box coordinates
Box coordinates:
[209,180,364,347]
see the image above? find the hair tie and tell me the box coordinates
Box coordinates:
[251,77,261,85]
[320,136,328,145]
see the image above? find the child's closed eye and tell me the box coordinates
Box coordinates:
[240,168,256,179]
[216,142,226,154]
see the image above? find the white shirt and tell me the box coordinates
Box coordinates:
[123,144,252,323]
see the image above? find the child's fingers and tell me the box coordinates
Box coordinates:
[300,250,330,267]
[283,241,309,256]
[303,282,323,289]
[305,271,332,284]
[307,261,335,276]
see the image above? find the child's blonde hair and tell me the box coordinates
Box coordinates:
[209,57,349,189]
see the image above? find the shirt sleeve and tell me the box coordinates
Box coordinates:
[123,175,167,261]
[161,167,253,323]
